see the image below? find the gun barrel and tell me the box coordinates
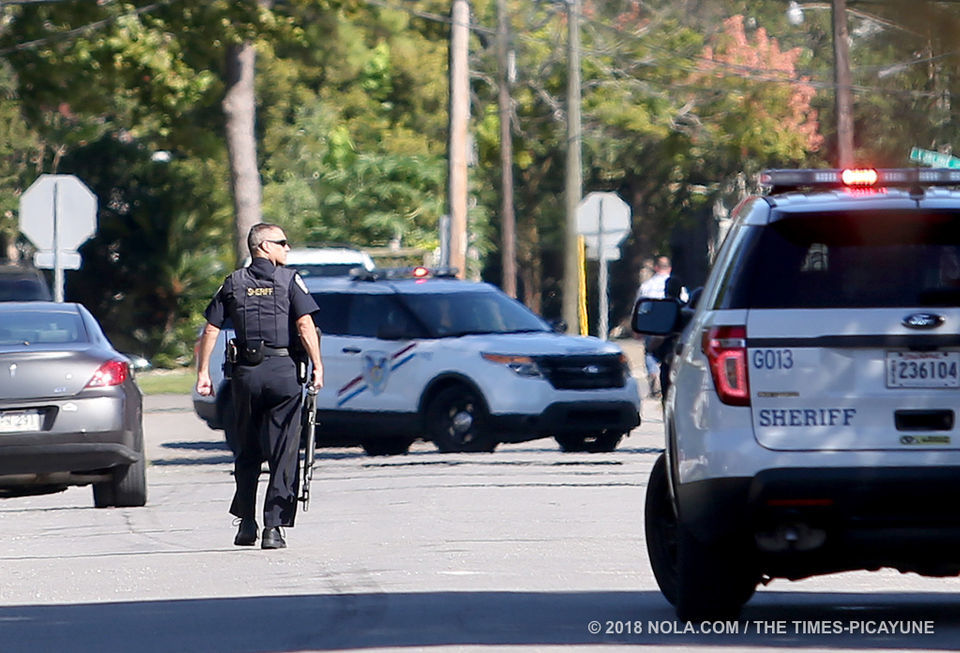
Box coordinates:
[300,385,319,510]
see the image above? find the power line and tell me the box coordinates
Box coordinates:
[0,0,178,56]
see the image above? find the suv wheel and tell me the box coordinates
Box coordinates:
[645,456,756,620]
[555,433,623,453]
[361,437,415,456]
[645,454,678,605]
[427,386,497,453]
[674,526,757,621]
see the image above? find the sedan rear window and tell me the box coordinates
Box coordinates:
[0,311,85,344]
[718,211,960,309]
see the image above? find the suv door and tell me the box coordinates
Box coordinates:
[332,293,428,413]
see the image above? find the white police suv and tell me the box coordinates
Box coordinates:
[196,267,641,455]
[634,168,960,620]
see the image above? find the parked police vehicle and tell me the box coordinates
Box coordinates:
[634,168,960,620]
[196,266,641,455]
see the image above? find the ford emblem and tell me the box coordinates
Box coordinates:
[902,313,944,330]
[583,365,600,374]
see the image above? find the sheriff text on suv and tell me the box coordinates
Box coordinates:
[634,168,960,620]
[195,267,641,455]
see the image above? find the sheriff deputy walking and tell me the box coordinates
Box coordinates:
[196,223,323,549]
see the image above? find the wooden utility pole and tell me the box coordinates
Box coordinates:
[562,0,582,334]
[497,0,517,297]
[832,0,855,167]
[448,0,470,278]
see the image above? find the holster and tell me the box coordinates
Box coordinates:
[227,338,266,367]
[224,339,238,379]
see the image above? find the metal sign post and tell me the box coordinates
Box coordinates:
[576,192,631,340]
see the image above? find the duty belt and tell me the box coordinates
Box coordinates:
[261,345,290,357]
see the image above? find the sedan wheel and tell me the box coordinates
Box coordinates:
[93,425,147,508]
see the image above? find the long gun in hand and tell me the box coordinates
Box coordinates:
[300,385,319,511]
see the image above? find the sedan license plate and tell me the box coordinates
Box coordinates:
[886,351,960,388]
[0,410,42,433]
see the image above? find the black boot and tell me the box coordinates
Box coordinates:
[261,527,286,550]
[234,518,258,546]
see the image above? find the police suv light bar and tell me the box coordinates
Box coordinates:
[351,266,460,281]
[759,168,960,194]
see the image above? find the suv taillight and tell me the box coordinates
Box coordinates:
[702,326,750,406]
[86,360,129,388]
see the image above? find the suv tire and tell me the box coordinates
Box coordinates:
[674,519,758,622]
[555,433,623,453]
[361,437,415,456]
[427,386,497,453]
[645,454,679,605]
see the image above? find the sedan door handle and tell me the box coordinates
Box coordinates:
[342,347,362,354]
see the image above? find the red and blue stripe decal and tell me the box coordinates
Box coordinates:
[337,343,417,406]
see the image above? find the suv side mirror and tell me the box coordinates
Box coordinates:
[632,298,681,335]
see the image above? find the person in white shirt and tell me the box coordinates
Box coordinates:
[635,256,684,397]
[636,256,673,302]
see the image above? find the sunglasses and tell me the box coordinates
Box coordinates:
[263,239,289,247]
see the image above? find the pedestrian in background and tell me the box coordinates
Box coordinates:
[196,223,323,549]
[635,255,674,398]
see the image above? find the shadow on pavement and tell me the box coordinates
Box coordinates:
[1,590,958,652]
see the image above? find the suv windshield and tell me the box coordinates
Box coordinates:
[719,211,960,309]
[400,291,549,337]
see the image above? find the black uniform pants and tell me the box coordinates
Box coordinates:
[229,356,302,528]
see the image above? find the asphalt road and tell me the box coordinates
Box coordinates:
[3,350,960,652]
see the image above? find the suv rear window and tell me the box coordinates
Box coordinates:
[309,292,427,338]
[311,293,351,335]
[718,211,960,309]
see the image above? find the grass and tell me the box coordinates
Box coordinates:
[135,367,196,395]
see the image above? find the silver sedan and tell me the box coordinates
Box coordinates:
[0,302,146,507]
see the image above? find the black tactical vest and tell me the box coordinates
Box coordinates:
[227,263,297,348]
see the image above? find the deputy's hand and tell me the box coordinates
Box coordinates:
[196,372,215,397]
[310,367,324,391]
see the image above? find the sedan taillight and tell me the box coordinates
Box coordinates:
[702,326,750,406]
[86,360,129,388]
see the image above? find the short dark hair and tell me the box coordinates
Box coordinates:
[247,223,284,255]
